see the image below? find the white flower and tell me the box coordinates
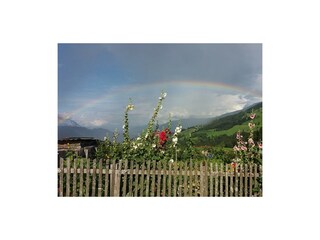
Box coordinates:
[175,126,182,134]
[172,137,178,144]
[169,159,174,163]
[127,104,134,111]
[162,92,167,98]
[160,150,165,154]
[160,105,163,110]
[137,143,142,147]
[152,144,156,148]
[104,137,107,141]
[133,145,137,150]
[137,137,141,141]
[145,133,148,139]
[122,125,125,129]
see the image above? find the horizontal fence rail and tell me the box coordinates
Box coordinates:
[57,158,262,197]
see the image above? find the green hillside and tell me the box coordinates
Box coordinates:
[179,102,262,148]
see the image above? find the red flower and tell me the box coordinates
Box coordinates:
[159,131,167,143]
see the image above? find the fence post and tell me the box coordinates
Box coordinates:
[59,158,64,197]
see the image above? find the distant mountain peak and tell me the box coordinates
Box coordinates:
[58,116,81,127]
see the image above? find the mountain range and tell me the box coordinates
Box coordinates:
[58,102,262,142]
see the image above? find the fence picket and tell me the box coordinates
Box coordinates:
[114,160,122,197]
[183,162,188,196]
[220,163,223,197]
[146,160,151,197]
[239,164,243,197]
[91,159,97,197]
[66,158,71,197]
[151,161,156,197]
[72,158,77,196]
[209,163,213,197]
[215,163,218,197]
[104,159,109,197]
[157,162,162,197]
[254,164,258,197]
[140,160,145,197]
[110,159,116,197]
[204,160,208,197]
[129,160,134,196]
[249,164,253,197]
[98,159,103,197]
[79,158,84,197]
[59,158,64,197]
[259,165,263,197]
[168,162,172,197]
[162,161,167,197]
[122,160,128,197]
[85,159,90,197]
[225,164,229,197]
[244,164,248,197]
[189,161,193,196]
[235,163,238,197]
[134,164,139,197]
[173,161,177,197]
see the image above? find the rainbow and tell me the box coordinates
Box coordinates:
[62,79,262,121]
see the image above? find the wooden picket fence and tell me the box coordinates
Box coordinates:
[57,158,262,197]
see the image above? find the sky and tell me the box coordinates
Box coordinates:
[58,44,262,130]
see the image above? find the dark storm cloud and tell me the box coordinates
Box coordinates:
[105,44,262,89]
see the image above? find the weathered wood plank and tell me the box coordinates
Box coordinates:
[110,159,116,197]
[193,162,198,197]
[59,158,64,197]
[168,162,172,197]
[157,161,161,197]
[79,158,84,197]
[162,161,167,197]
[85,159,90,197]
[254,164,257,197]
[178,162,183,197]
[98,159,103,197]
[235,163,238,197]
[134,164,139,197]
[215,163,218,197]
[209,163,213,197]
[200,162,203,197]
[249,164,253,197]
[140,160,145,197]
[244,164,248,197]
[72,158,77,196]
[204,161,208,197]
[239,164,243,197]
[145,160,151,197]
[230,164,234,197]
[129,160,134,196]
[183,161,188,196]
[122,160,128,197]
[91,159,97,197]
[115,160,122,197]
[259,164,263,197]
[189,161,193,197]
[66,158,71,197]
[104,159,109,196]
[151,161,156,197]
[173,161,177,197]
[225,163,229,197]
[220,163,223,197]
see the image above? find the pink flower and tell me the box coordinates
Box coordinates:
[236,132,242,140]
[250,113,256,119]
[241,146,247,151]
[248,138,254,145]
[248,123,255,129]
[258,142,263,149]
[233,146,240,151]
